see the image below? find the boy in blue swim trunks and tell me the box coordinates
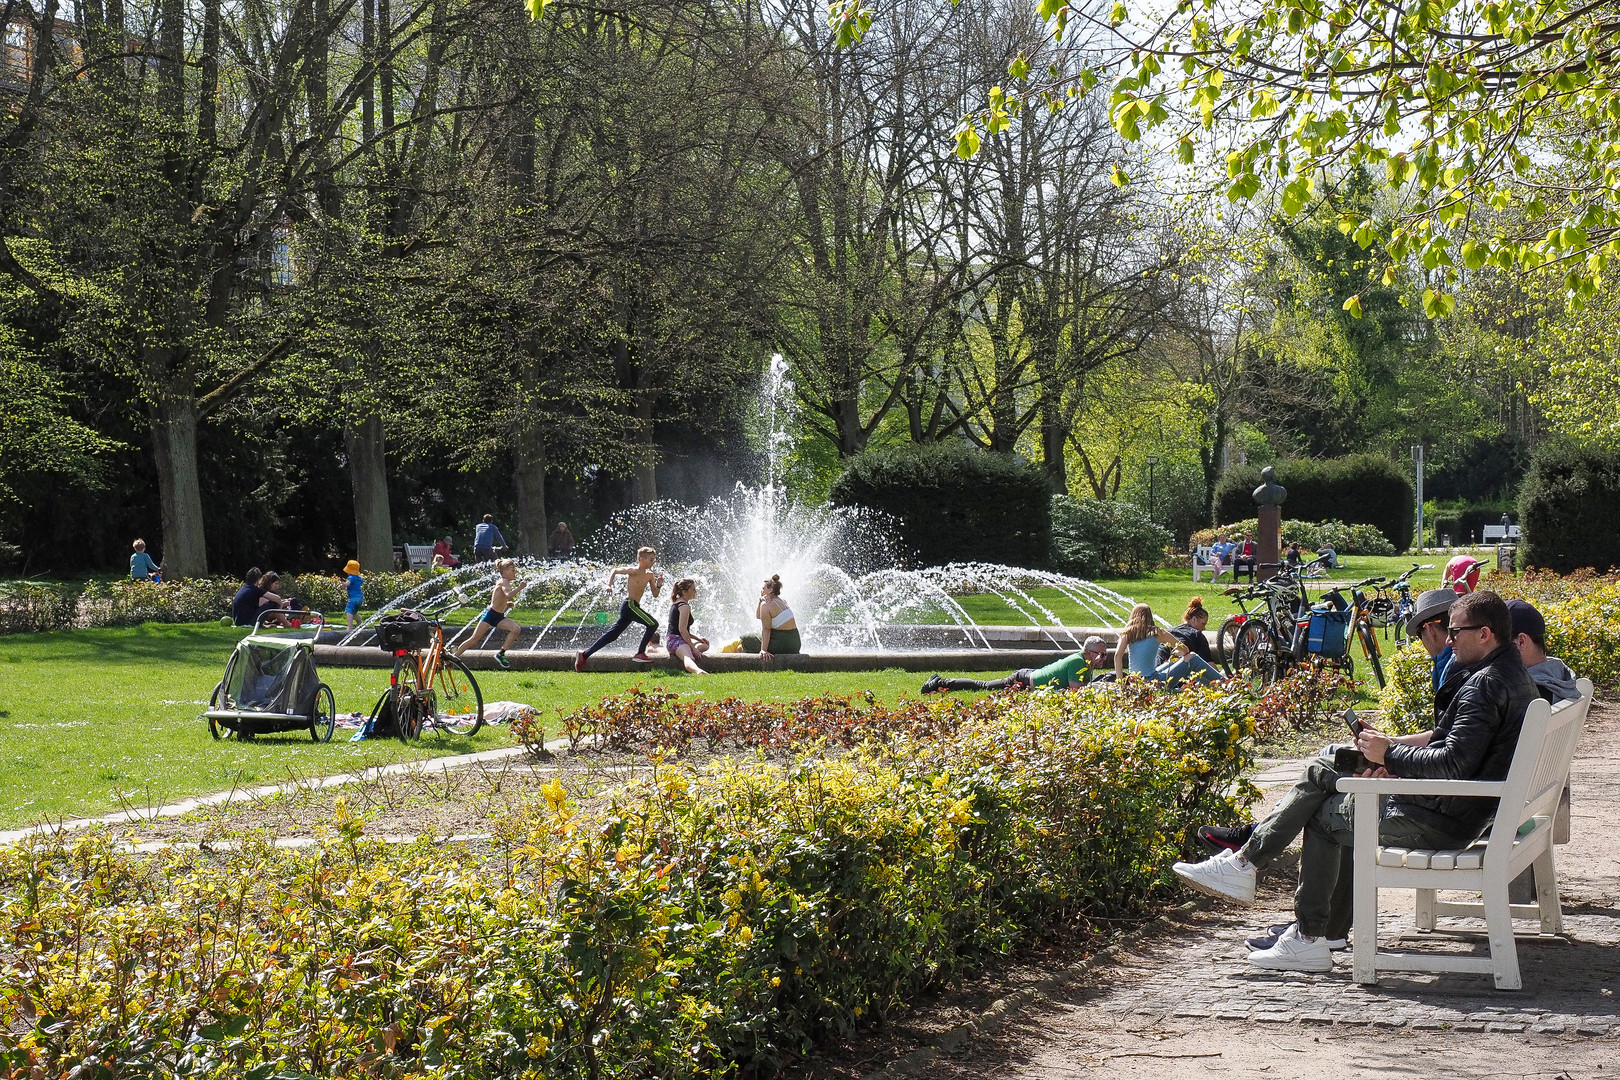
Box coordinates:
[454,558,523,669]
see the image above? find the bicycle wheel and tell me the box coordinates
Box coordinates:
[1357,620,1386,689]
[309,683,336,743]
[1231,621,1279,692]
[1215,617,1247,677]
[430,654,484,736]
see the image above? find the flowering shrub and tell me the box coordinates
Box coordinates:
[1191,518,1396,556]
[1,687,1256,1079]
[1248,666,1356,736]
[1376,641,1436,735]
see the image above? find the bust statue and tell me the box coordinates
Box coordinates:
[1252,466,1287,508]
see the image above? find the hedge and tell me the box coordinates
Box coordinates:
[1,685,1257,1079]
[1518,441,1620,574]
[1050,496,1172,577]
[1213,456,1414,552]
[1190,518,1396,556]
[828,443,1051,568]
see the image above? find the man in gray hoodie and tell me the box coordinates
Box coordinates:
[1506,599,1580,703]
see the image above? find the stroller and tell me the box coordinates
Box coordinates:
[205,610,337,742]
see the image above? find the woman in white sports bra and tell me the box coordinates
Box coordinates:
[753,574,800,659]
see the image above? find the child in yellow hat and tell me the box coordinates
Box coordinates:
[343,559,364,628]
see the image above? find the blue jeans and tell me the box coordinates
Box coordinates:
[1146,653,1221,686]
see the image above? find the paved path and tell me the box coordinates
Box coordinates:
[796,701,1620,1079]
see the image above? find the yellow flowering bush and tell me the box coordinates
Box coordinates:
[0,684,1256,1079]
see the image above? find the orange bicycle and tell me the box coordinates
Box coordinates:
[372,615,484,739]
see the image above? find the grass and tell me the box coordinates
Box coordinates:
[0,623,971,829]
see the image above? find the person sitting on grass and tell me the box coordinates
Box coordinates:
[921,636,1109,695]
[1172,590,1535,973]
[665,578,711,675]
[1114,603,1220,686]
[130,539,161,582]
[454,557,523,669]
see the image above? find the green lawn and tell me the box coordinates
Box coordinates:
[0,624,963,829]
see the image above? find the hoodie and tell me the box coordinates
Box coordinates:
[1526,656,1580,703]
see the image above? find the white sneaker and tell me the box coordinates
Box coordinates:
[1247,923,1333,972]
[1172,850,1256,903]
[1247,923,1347,951]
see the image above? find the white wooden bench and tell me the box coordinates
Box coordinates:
[1481,524,1522,543]
[1192,545,1219,582]
[404,544,435,571]
[1340,678,1593,990]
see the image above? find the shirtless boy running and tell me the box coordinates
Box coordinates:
[575,546,663,670]
[455,558,524,669]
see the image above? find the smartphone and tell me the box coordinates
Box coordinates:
[1344,707,1365,739]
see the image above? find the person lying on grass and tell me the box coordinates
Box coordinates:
[920,636,1109,695]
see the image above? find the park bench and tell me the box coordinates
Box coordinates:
[1340,677,1593,990]
[1481,524,1522,543]
[403,545,435,571]
[1192,545,1254,583]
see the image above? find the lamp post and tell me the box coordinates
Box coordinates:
[1145,455,1158,523]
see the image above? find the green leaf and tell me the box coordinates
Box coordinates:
[526,0,551,18]
[1343,294,1364,318]
[1110,165,1131,187]
[954,124,981,160]
[1008,54,1029,81]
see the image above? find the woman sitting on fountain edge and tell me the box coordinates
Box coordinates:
[740,574,801,661]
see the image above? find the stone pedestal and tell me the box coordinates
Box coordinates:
[1257,505,1281,581]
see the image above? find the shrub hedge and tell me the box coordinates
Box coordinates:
[1518,441,1620,573]
[1190,518,1396,556]
[829,443,1052,568]
[1213,456,1414,551]
[1,686,1257,1079]
[1049,496,1172,577]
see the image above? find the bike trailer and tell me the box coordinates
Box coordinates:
[1305,606,1351,657]
[205,611,335,741]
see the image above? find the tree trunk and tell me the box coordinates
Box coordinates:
[149,386,208,577]
[345,413,395,572]
[1041,416,1068,495]
[628,387,658,504]
[514,430,548,557]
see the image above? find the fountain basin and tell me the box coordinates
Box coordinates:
[312,644,1079,674]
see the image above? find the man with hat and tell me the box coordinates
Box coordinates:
[1505,599,1579,703]
[1174,590,1536,972]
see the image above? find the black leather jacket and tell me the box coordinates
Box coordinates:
[1384,643,1538,840]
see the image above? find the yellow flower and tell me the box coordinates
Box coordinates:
[540,780,567,812]
[526,1035,550,1058]
[737,925,754,944]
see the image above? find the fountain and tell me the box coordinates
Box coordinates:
[317,359,1152,671]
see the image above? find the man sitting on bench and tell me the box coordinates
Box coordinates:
[1171,591,1536,972]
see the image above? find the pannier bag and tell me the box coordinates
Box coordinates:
[1306,607,1350,657]
[377,609,434,652]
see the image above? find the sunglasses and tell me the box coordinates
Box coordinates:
[1445,624,1487,639]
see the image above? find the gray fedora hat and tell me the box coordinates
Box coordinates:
[1406,588,1457,638]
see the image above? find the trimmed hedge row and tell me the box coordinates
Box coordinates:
[1,685,1256,1079]
[829,443,1052,568]
[1190,518,1396,556]
[1519,441,1620,574]
[1213,456,1414,552]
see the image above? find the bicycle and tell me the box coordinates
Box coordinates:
[373,615,485,740]
[1220,572,1312,690]
[1364,563,1433,645]
[1323,578,1387,689]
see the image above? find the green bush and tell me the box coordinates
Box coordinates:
[1213,456,1414,552]
[1190,518,1396,556]
[1485,569,1620,688]
[2,686,1257,1078]
[1518,441,1620,574]
[0,581,77,634]
[829,443,1051,568]
[74,577,239,628]
[1050,496,1172,576]
[1376,640,1436,735]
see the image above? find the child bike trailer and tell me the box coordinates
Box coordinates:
[205,611,336,741]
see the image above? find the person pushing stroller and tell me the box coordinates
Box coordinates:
[575,546,664,670]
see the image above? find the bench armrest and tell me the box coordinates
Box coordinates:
[1335,777,1507,798]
